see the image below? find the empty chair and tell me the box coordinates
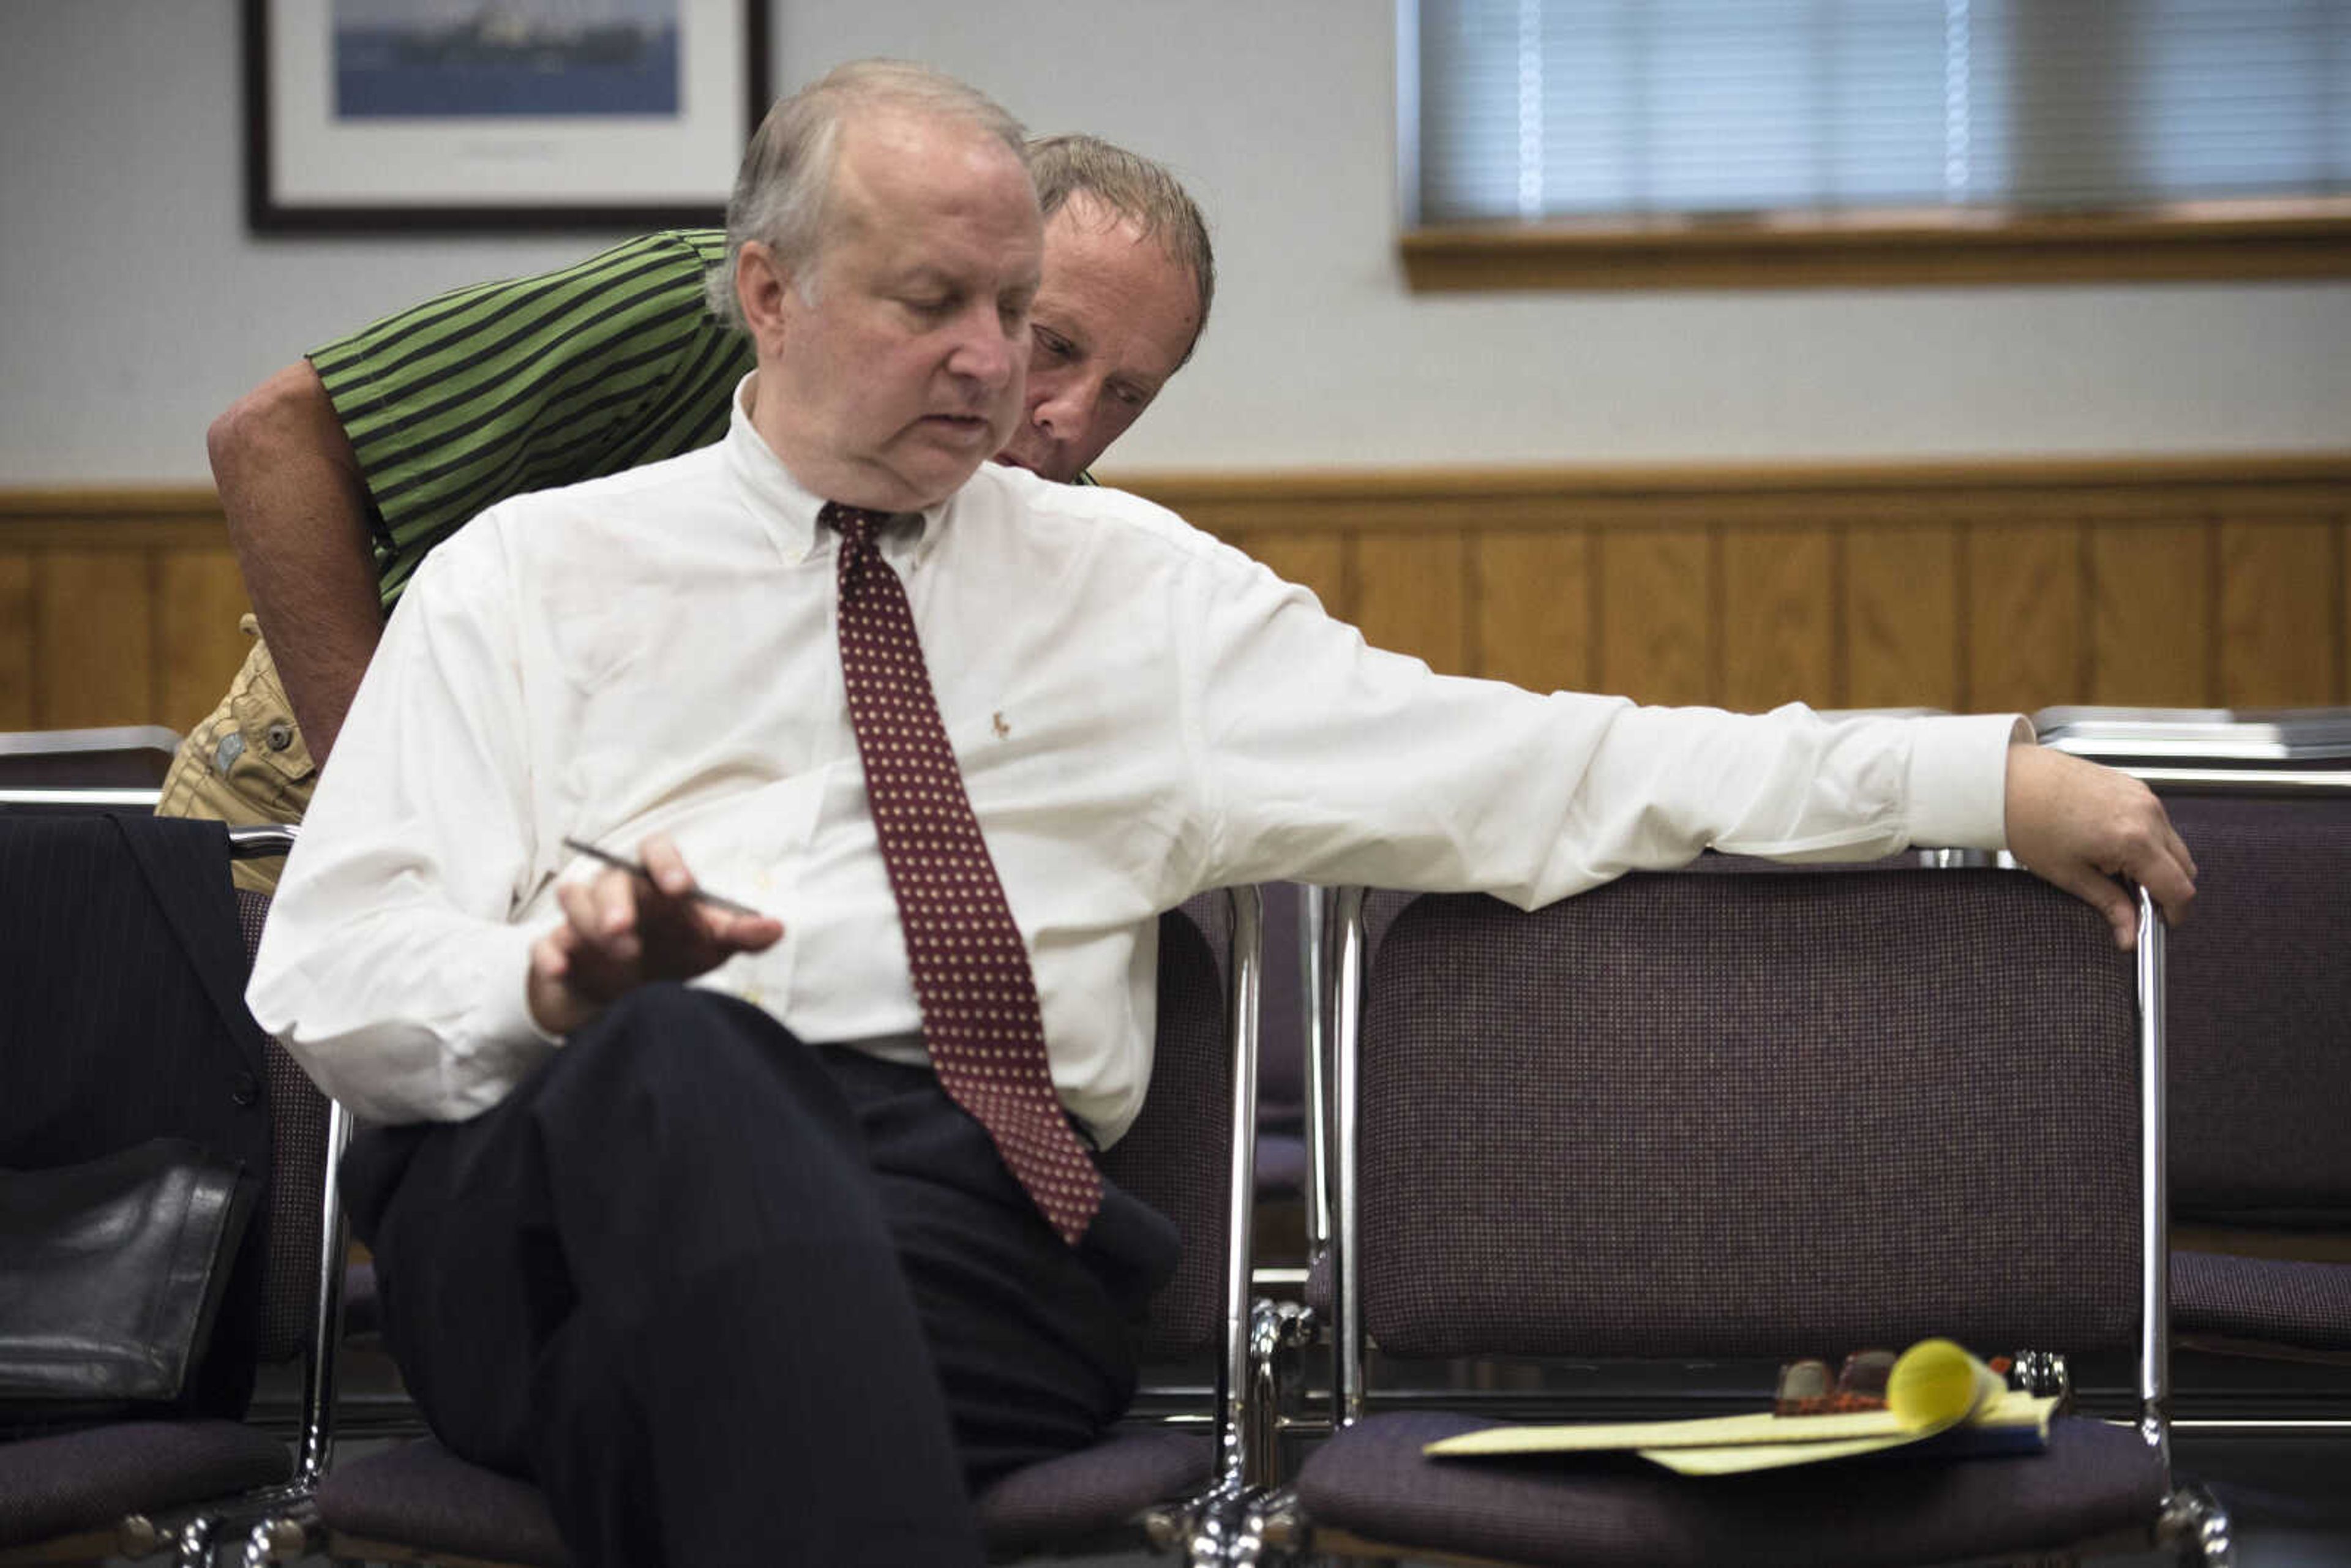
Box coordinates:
[253,887,1267,1566]
[1270,864,2222,1567]
[2154,786,2351,1370]
[2036,707,2351,1379]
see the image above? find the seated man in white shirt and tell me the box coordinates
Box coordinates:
[249,58,2196,1568]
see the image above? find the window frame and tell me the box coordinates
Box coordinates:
[1397,2,2351,291]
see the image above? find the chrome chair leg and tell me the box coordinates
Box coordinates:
[2161,1483,2235,1567]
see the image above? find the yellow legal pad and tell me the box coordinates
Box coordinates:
[1423,1338,2057,1476]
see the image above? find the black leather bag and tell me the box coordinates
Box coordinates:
[0,1136,259,1431]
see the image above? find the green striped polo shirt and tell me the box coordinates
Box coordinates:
[312,228,1093,607]
[312,230,748,606]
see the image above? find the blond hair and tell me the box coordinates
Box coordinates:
[1029,134,1215,369]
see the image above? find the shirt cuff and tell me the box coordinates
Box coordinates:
[1904,713,2028,852]
[473,917,566,1054]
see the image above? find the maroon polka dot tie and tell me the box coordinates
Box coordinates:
[823,503,1101,1245]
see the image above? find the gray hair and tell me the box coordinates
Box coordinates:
[703,59,1029,329]
[1028,134,1216,370]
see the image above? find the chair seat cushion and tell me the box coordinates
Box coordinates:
[317,1428,1215,1562]
[0,1419,290,1546]
[2173,1250,2351,1352]
[316,1439,567,1566]
[1295,1409,2164,1568]
[974,1428,1213,1551]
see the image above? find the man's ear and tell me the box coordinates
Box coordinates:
[734,241,801,351]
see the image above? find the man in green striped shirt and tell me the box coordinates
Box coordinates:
[159,135,1214,885]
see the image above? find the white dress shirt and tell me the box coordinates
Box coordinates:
[249,378,2021,1141]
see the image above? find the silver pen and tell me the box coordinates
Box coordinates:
[560,836,768,919]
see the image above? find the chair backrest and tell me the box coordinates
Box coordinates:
[1346,866,2146,1367]
[234,884,340,1368]
[2156,790,2351,1225]
[1099,892,1242,1361]
[0,726,179,788]
[233,841,353,1488]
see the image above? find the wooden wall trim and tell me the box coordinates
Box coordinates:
[9,454,2348,532]
[1398,205,2351,291]
[1099,454,2351,533]
[0,487,225,516]
[0,489,230,552]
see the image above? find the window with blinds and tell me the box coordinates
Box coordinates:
[1400,0,2351,286]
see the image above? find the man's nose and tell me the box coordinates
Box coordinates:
[948,310,1019,390]
[1027,370,1091,441]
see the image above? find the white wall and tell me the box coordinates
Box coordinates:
[3,0,2345,485]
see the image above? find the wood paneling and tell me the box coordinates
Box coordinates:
[2219,519,2341,707]
[1722,528,1835,711]
[1236,531,1348,621]
[0,556,32,729]
[1599,529,1712,707]
[1355,533,1467,675]
[1475,531,1592,692]
[37,551,155,728]
[2091,522,2211,707]
[1968,523,2083,715]
[8,462,2350,735]
[1845,525,1960,711]
[157,550,256,733]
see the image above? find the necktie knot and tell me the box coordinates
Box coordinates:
[819,501,894,550]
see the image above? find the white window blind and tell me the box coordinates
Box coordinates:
[1406,0,2351,225]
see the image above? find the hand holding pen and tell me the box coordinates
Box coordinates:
[561,836,768,917]
[527,833,784,1035]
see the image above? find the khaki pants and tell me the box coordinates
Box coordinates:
[156,617,317,891]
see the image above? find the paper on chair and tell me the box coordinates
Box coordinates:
[1423,1338,2056,1474]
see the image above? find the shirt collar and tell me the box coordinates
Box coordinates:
[722,373,955,563]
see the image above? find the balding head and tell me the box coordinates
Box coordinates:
[706,59,1030,328]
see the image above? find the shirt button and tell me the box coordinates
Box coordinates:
[741,986,765,1007]
[230,1071,260,1107]
[264,723,294,752]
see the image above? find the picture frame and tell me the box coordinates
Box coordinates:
[244,0,771,232]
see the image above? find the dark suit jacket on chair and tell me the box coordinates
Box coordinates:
[0,813,276,1418]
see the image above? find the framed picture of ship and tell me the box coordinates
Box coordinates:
[246,0,770,231]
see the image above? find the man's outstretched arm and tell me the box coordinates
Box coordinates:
[207,359,384,767]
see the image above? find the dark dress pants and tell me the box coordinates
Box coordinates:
[342,983,1181,1568]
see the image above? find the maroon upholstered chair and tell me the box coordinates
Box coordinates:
[2153,789,2351,1373]
[2031,708,2351,1383]
[1273,864,2224,1567]
[256,889,1269,1566]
